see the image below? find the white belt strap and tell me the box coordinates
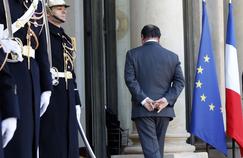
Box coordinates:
[2,0,39,38]
[57,71,73,79]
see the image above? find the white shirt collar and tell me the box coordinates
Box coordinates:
[144,38,158,43]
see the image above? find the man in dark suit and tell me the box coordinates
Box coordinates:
[124,24,185,158]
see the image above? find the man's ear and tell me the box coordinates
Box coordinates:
[141,35,145,44]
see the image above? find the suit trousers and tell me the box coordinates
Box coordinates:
[135,117,170,158]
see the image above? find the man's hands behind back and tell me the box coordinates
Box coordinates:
[144,97,168,113]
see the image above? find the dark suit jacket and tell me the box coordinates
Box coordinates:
[124,41,185,120]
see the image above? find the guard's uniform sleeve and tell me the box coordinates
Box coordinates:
[72,71,81,106]
[0,49,20,119]
[35,28,53,92]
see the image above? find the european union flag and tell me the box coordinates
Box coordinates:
[190,1,227,155]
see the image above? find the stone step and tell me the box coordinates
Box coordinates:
[111,152,208,158]
[111,155,143,158]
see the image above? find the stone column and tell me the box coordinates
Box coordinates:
[122,1,209,157]
[206,0,226,121]
[116,0,133,133]
[234,0,243,92]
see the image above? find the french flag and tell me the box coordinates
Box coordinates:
[225,1,243,156]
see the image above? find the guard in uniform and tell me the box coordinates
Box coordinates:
[0,50,18,158]
[0,26,22,158]
[40,0,81,157]
[0,0,53,158]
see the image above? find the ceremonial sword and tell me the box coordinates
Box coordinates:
[3,0,13,39]
[77,118,96,158]
[41,0,52,66]
[0,0,12,71]
[42,0,60,85]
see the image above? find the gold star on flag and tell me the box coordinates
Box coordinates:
[200,94,206,102]
[204,55,210,63]
[196,80,203,88]
[197,66,203,74]
[209,103,215,111]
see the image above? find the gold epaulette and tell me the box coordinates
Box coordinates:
[71,37,77,51]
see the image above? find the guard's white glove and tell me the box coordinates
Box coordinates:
[40,91,52,117]
[1,117,17,148]
[0,24,23,62]
[75,105,81,122]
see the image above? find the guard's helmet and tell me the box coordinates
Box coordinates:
[47,0,70,8]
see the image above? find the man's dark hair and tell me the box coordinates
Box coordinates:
[141,24,161,38]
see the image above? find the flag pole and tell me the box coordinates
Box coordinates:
[228,2,234,158]
[206,143,209,155]
[232,139,235,158]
